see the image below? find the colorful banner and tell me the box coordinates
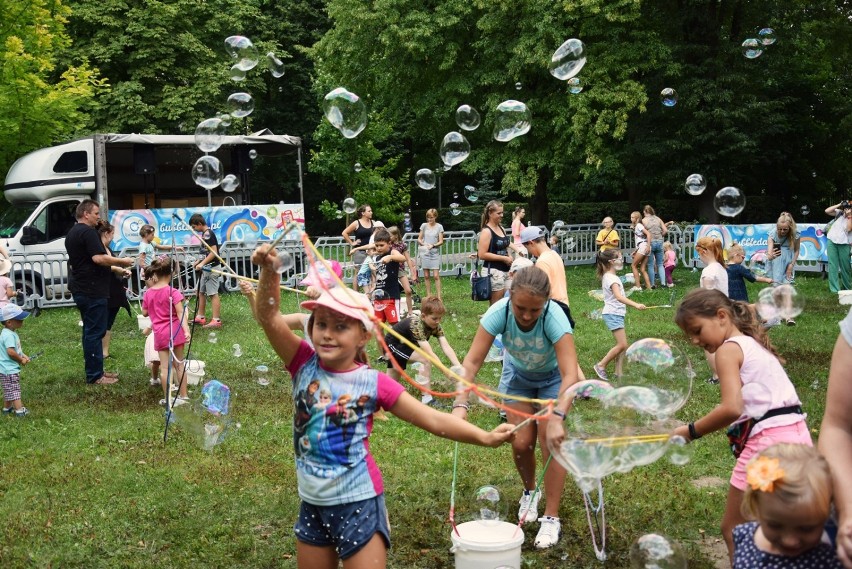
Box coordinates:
[108,203,305,251]
[694,223,828,263]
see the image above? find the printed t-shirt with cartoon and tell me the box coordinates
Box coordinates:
[287,340,405,505]
[601,273,626,316]
[480,298,571,372]
[0,328,23,375]
[373,251,401,300]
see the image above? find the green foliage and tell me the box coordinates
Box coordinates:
[0,0,104,175]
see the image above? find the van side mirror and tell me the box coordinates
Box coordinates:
[20,225,46,246]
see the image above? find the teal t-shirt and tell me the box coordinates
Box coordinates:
[480,297,571,372]
[0,327,22,375]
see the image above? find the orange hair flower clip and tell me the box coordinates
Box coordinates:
[747,456,785,492]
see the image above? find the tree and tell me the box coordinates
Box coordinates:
[0,0,104,176]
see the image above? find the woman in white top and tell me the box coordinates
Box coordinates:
[824,201,852,293]
[695,236,729,383]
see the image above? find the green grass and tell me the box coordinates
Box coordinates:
[0,267,838,568]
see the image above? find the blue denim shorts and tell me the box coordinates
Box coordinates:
[294,494,391,560]
[498,357,562,403]
[602,313,625,331]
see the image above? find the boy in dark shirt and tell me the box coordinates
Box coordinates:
[726,243,774,302]
[370,229,405,324]
[189,214,222,328]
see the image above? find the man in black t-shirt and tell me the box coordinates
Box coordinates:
[65,199,134,384]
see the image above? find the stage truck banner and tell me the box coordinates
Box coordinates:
[694,223,829,263]
[108,204,305,251]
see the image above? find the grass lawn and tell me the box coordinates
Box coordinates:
[0,265,841,568]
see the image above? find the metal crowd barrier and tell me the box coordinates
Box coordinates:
[9,224,825,310]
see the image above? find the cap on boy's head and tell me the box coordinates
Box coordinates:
[300,287,374,331]
[0,258,11,276]
[299,260,344,288]
[0,304,30,322]
[509,257,534,274]
[519,226,546,244]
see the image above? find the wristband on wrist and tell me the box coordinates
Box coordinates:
[452,403,470,411]
[688,422,701,440]
[552,409,566,419]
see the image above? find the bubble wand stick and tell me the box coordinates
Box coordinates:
[200,266,305,295]
[509,407,552,434]
[449,442,461,537]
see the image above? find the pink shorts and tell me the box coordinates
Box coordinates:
[730,420,811,491]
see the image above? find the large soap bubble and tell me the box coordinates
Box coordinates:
[415,168,436,190]
[455,105,481,131]
[549,38,586,80]
[756,284,804,320]
[463,185,479,202]
[440,131,471,167]
[630,534,687,569]
[224,36,259,71]
[266,51,285,78]
[493,100,531,142]
[227,92,254,118]
[229,65,246,82]
[221,174,240,193]
[172,379,233,451]
[342,197,357,214]
[323,87,367,139]
[567,77,583,94]
[748,251,768,277]
[758,28,776,46]
[195,118,225,153]
[742,38,763,59]
[192,156,223,190]
[684,173,706,196]
[612,338,694,419]
[714,186,746,217]
[660,88,678,107]
[470,485,506,525]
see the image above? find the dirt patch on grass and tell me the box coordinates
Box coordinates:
[694,537,730,569]
[691,475,726,489]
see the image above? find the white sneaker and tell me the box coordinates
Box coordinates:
[629,286,643,293]
[534,516,562,549]
[149,377,160,386]
[518,491,540,523]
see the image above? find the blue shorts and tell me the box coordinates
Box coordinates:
[602,313,625,331]
[498,357,561,405]
[294,494,391,560]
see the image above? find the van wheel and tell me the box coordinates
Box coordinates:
[13,276,43,311]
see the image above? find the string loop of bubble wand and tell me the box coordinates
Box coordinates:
[512,455,552,538]
[449,442,461,537]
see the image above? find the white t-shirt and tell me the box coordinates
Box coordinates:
[701,261,729,297]
[601,272,626,316]
[841,307,852,348]
[634,223,647,244]
[827,213,852,245]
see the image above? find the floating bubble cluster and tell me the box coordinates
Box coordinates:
[173,379,233,451]
[549,38,586,80]
[493,100,531,142]
[660,88,678,107]
[192,156,224,189]
[714,186,746,217]
[225,36,259,71]
[455,105,481,131]
[323,87,367,139]
[630,534,687,569]
[415,168,436,190]
[439,131,471,167]
[684,173,706,196]
[342,197,357,215]
[756,284,804,321]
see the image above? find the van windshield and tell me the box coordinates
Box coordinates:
[0,203,39,238]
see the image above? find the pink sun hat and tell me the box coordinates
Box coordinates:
[300,287,374,331]
[299,260,344,288]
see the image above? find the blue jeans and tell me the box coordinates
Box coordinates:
[73,293,108,383]
[647,240,665,287]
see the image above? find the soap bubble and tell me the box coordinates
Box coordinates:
[549,38,586,80]
[455,105,481,131]
[800,205,810,217]
[630,534,687,569]
[612,338,694,419]
[567,77,583,94]
[553,220,565,231]
[493,100,531,142]
[254,365,269,386]
[323,87,367,139]
[192,156,224,190]
[195,118,225,153]
[272,250,295,275]
[227,92,254,118]
[415,168,436,190]
[756,284,804,320]
[660,88,678,107]
[221,174,240,193]
[218,113,232,127]
[714,186,746,217]
[172,380,233,451]
[741,382,772,419]
[758,28,776,46]
[353,163,362,173]
[514,82,522,90]
[232,344,242,357]
[450,203,461,216]
[266,51,285,78]
[471,485,506,525]
[229,65,246,82]
[208,332,218,344]
[249,149,258,160]
[224,35,259,71]
[335,210,344,219]
[342,197,357,215]
[742,38,763,59]
[684,173,706,196]
[748,252,768,277]
[439,131,471,167]
[463,185,479,202]
[372,289,386,301]
[667,435,691,466]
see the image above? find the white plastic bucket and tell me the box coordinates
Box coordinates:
[450,521,524,569]
[184,360,205,386]
[137,314,151,331]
